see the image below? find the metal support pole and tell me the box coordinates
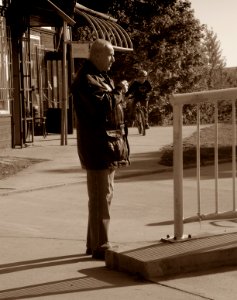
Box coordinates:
[197,104,201,216]
[61,21,68,145]
[173,103,184,239]
[214,103,219,213]
[232,99,236,211]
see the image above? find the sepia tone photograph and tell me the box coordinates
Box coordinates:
[0,1,237,299]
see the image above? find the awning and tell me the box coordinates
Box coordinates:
[7,1,132,51]
[74,3,133,52]
[7,0,76,30]
[46,0,76,26]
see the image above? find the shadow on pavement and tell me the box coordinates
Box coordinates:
[0,257,148,300]
[39,149,235,183]
[115,151,236,182]
[44,166,84,174]
[0,254,90,275]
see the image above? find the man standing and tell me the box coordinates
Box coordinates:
[71,39,129,259]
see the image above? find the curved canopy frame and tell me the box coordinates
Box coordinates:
[74,4,133,52]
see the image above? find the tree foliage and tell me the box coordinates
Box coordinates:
[106,0,207,125]
[108,1,205,92]
[201,27,226,89]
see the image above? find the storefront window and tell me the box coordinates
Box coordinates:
[0,16,13,115]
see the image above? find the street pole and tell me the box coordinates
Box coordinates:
[61,21,68,145]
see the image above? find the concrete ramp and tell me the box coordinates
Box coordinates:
[106,232,237,280]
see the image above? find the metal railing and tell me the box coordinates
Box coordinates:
[169,87,237,241]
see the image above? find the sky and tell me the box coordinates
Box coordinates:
[190,0,237,67]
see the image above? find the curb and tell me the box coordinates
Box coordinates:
[105,232,237,280]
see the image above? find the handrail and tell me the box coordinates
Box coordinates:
[169,87,237,241]
[170,87,237,105]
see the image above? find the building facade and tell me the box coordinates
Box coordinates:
[0,0,133,149]
[0,0,76,148]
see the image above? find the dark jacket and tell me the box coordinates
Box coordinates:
[71,61,128,170]
[126,80,152,104]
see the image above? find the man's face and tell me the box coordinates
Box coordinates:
[97,45,115,72]
[137,76,147,84]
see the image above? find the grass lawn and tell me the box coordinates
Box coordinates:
[0,157,42,180]
[159,123,236,167]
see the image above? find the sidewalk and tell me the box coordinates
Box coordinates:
[0,126,174,193]
[1,126,237,299]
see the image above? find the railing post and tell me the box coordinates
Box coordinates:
[232,99,236,211]
[173,103,184,239]
[214,103,219,213]
[61,21,68,146]
[197,103,201,216]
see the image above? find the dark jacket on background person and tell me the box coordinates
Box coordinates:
[71,60,129,170]
[126,80,152,105]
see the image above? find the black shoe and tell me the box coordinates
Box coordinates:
[92,250,106,260]
[91,243,112,260]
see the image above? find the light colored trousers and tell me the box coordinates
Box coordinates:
[86,168,115,251]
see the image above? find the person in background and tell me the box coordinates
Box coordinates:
[71,39,129,260]
[126,69,152,129]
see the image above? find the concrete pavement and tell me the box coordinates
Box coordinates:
[0,126,237,299]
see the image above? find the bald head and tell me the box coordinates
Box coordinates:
[89,39,115,72]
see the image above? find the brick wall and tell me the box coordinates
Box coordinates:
[0,116,12,148]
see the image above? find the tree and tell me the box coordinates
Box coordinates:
[201,27,226,89]
[108,1,204,89]
[106,0,207,125]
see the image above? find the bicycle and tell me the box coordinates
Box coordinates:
[124,96,146,136]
